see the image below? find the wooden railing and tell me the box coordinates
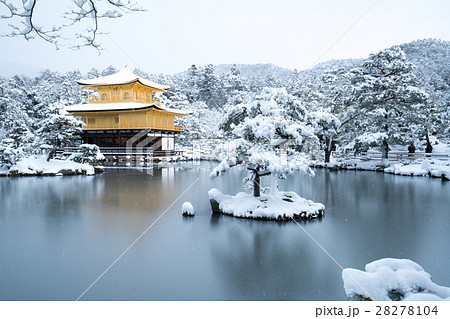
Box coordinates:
[357,151,449,162]
[82,123,184,132]
[56,148,184,164]
[87,94,162,107]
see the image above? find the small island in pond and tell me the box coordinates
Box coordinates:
[208,88,325,221]
[209,188,324,220]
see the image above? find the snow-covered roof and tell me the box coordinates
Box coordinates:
[76,68,170,91]
[65,102,192,116]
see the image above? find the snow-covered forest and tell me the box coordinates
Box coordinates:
[1,39,449,167]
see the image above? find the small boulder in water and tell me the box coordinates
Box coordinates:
[182,202,195,216]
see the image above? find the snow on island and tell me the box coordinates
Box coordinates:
[208,188,325,221]
[181,202,195,216]
[0,157,102,177]
[342,258,450,301]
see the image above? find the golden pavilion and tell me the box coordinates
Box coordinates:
[66,67,191,152]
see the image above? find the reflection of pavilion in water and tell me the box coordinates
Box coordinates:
[94,167,176,221]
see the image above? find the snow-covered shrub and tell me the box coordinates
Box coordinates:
[72,144,105,164]
[353,132,388,154]
[0,138,21,168]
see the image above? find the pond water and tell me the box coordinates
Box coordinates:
[0,163,449,300]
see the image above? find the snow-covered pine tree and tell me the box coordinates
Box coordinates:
[0,77,35,149]
[306,111,341,163]
[184,64,200,103]
[163,93,203,145]
[349,47,428,159]
[212,87,318,197]
[86,67,101,79]
[0,138,21,168]
[102,65,119,76]
[198,64,224,108]
[264,72,280,88]
[35,102,84,161]
[222,64,248,106]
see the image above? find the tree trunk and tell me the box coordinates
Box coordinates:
[47,148,57,162]
[381,139,389,160]
[425,129,433,153]
[253,171,260,197]
[248,166,271,197]
[324,149,332,163]
[324,136,335,163]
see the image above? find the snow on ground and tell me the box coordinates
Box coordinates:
[316,156,450,181]
[385,159,450,180]
[1,157,96,176]
[342,258,450,301]
[181,201,195,216]
[208,188,325,220]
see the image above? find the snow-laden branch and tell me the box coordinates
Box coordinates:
[0,0,146,50]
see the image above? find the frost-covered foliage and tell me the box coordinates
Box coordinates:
[0,138,21,168]
[71,144,105,164]
[347,47,429,158]
[212,87,319,197]
[343,258,450,301]
[0,69,91,166]
[306,111,341,162]
[36,102,84,154]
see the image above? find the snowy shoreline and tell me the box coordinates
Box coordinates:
[0,158,103,177]
[313,158,450,181]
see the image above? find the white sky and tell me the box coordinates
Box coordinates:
[0,0,449,75]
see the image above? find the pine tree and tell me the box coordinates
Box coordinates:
[185,64,200,103]
[198,64,224,108]
[35,102,84,161]
[212,88,318,197]
[349,47,428,159]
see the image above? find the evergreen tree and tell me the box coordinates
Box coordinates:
[102,65,119,76]
[198,64,224,108]
[213,88,318,197]
[349,47,429,159]
[184,64,200,103]
[35,102,84,161]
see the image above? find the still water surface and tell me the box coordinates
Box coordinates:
[0,163,449,300]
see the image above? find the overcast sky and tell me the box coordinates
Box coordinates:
[1,0,449,76]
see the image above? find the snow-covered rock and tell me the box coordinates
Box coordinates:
[342,258,450,301]
[208,188,324,220]
[182,202,195,216]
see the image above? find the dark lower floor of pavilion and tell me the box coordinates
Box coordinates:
[81,129,178,151]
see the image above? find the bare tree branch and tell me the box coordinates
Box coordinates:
[0,0,146,50]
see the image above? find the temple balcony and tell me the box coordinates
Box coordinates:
[87,94,162,107]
